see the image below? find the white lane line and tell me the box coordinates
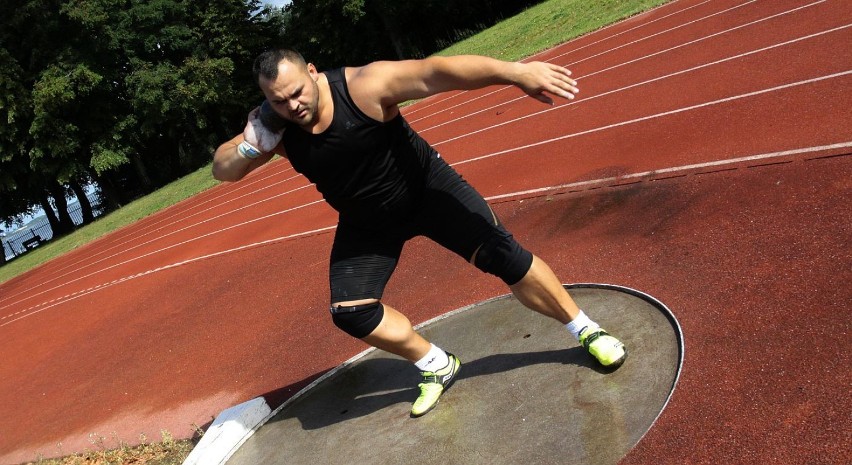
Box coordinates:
[7,140,849,328]
[0,225,337,328]
[12,0,756,291]
[404,0,701,119]
[546,0,712,62]
[434,24,852,150]
[484,142,852,201]
[0,194,325,313]
[102,161,294,244]
[581,0,828,80]
[452,70,852,167]
[409,0,754,124]
[565,0,760,68]
[5,24,847,309]
[35,172,306,285]
[11,161,298,289]
[419,1,833,136]
[407,87,507,125]
[111,161,292,240]
[0,178,314,306]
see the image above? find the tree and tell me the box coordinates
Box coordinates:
[0,0,97,236]
[1,0,553,240]
[59,0,284,188]
[0,44,43,231]
[0,0,286,232]
[281,0,544,68]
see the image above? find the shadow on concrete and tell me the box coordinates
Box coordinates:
[262,347,592,431]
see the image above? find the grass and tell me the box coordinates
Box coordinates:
[437,0,670,61]
[6,0,671,462]
[24,431,195,465]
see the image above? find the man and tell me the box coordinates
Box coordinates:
[214,49,626,417]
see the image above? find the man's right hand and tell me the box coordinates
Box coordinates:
[214,108,283,181]
[244,106,285,153]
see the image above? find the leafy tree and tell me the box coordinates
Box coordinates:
[281,0,543,68]
[0,0,284,239]
[58,0,283,190]
[1,0,544,245]
[0,0,102,235]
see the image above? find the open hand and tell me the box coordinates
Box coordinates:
[514,61,579,105]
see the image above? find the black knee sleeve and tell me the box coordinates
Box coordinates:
[473,233,534,285]
[330,301,384,339]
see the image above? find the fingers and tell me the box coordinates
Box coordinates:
[523,62,579,103]
[544,63,579,100]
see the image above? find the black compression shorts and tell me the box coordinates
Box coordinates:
[329,157,532,304]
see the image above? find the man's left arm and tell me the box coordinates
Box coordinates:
[350,55,579,117]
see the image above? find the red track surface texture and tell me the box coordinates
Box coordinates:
[1,1,850,463]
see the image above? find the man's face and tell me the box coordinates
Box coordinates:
[259,60,320,127]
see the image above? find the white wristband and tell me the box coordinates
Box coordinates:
[237,140,262,159]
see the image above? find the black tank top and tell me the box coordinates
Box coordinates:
[282,68,438,223]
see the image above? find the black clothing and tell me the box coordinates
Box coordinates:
[279,68,532,307]
[282,67,437,225]
[329,158,532,303]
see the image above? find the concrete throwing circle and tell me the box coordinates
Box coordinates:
[228,284,683,465]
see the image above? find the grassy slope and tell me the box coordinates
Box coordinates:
[437,0,669,61]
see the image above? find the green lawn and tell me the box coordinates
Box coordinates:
[438,0,669,61]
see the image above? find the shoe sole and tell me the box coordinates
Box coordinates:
[601,347,628,370]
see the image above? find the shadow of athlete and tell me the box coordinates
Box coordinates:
[268,348,589,431]
[214,49,627,417]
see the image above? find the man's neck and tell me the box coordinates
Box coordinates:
[304,73,333,135]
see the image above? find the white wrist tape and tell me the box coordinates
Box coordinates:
[237,140,262,160]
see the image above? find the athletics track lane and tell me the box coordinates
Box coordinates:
[0,0,849,463]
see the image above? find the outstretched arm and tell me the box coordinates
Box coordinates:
[348,55,579,119]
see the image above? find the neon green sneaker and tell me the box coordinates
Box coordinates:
[579,327,627,369]
[410,353,461,417]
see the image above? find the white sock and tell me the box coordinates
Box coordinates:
[414,344,449,372]
[565,310,600,341]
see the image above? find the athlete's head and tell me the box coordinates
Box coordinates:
[254,49,320,127]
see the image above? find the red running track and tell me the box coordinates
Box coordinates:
[1,0,850,463]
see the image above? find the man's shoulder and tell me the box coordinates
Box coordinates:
[324,67,346,82]
[341,64,400,121]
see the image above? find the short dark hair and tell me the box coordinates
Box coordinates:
[253,49,307,82]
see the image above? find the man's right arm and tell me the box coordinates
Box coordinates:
[213,106,286,182]
[212,134,277,182]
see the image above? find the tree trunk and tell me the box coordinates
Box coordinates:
[371,3,408,59]
[95,174,124,211]
[38,193,61,239]
[129,151,153,192]
[69,180,95,224]
[46,184,74,236]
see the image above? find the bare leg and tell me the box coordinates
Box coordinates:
[338,255,576,362]
[355,301,433,362]
[509,255,580,324]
